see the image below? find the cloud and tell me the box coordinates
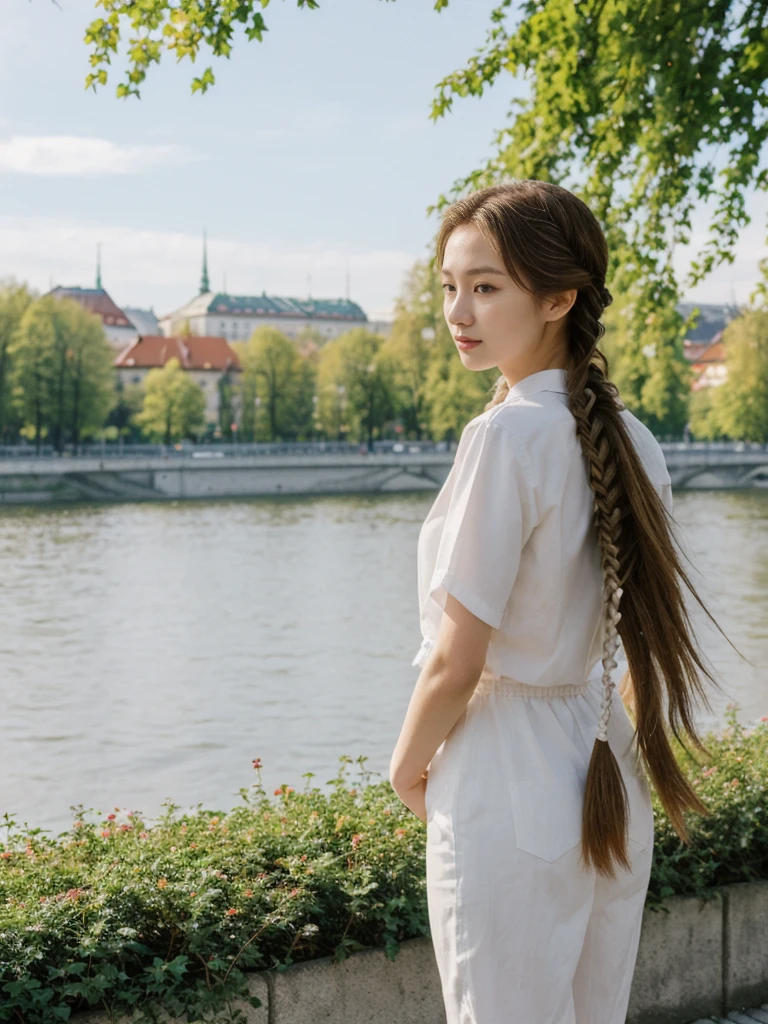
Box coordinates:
[0,136,195,175]
[0,215,415,319]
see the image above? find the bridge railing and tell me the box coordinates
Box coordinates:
[0,439,457,461]
[0,439,765,461]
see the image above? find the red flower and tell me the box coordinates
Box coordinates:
[273,788,282,796]
[226,907,238,916]
[107,814,116,821]
[100,829,111,838]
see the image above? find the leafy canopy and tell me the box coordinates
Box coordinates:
[84,0,448,98]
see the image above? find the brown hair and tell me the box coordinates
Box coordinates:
[435,180,723,877]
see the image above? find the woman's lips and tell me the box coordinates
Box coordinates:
[456,338,483,350]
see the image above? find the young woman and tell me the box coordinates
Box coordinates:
[389,180,717,1023]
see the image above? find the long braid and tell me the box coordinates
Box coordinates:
[568,358,633,874]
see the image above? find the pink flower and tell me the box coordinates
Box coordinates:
[107,814,116,821]
[289,888,300,897]
[252,758,262,769]
[351,833,363,849]
[100,829,111,838]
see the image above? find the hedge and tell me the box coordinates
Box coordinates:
[1,708,766,1024]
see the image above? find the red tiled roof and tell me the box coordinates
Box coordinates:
[48,287,134,328]
[114,336,242,371]
[691,339,725,371]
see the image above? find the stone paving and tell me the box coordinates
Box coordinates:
[689,1007,768,1023]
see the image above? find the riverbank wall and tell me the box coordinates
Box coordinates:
[0,453,451,504]
[69,880,768,1024]
[0,446,767,504]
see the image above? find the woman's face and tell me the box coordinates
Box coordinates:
[440,222,575,385]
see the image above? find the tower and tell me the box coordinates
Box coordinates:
[96,242,102,290]
[200,229,210,295]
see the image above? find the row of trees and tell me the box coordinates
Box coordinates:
[2,265,768,447]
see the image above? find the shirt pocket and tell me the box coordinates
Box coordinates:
[509,776,651,863]
[509,779,583,863]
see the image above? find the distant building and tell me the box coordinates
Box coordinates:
[122,307,160,337]
[678,301,739,391]
[46,285,138,353]
[46,249,144,354]
[114,335,241,425]
[159,233,369,342]
[690,337,728,391]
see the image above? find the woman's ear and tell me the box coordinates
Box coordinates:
[546,288,578,322]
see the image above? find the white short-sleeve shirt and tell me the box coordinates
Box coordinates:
[412,368,672,686]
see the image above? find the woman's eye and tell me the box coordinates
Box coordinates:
[441,283,495,293]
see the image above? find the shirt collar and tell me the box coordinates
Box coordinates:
[503,368,569,401]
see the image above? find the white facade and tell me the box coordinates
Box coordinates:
[159,292,370,344]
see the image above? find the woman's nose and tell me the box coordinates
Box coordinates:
[447,299,473,328]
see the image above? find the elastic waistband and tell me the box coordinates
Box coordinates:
[475,668,589,700]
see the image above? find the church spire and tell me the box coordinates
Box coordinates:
[96,242,102,290]
[200,228,210,294]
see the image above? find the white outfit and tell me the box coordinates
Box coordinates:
[412,368,672,1024]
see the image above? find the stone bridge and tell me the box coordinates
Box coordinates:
[659,443,768,489]
[0,442,765,504]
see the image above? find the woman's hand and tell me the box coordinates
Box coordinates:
[392,770,429,824]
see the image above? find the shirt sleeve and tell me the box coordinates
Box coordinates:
[427,417,536,631]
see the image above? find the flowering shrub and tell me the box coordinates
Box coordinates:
[0,756,426,1024]
[1,716,766,1023]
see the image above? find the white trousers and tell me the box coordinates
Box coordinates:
[425,670,654,1024]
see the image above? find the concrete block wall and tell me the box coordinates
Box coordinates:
[66,880,768,1024]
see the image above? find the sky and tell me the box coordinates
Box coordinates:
[1,0,767,323]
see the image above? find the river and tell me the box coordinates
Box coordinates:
[2,488,766,837]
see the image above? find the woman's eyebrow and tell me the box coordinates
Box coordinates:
[441,266,506,276]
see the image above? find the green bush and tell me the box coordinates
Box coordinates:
[648,707,768,906]
[2,714,766,1024]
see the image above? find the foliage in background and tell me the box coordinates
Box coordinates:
[9,296,115,452]
[134,358,207,444]
[689,304,768,443]
[0,281,35,444]
[232,327,314,442]
[2,716,766,1023]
